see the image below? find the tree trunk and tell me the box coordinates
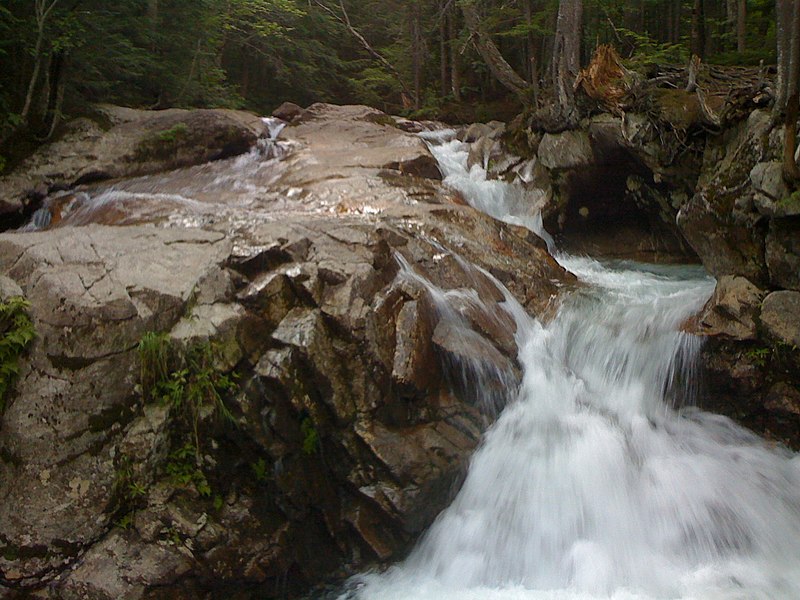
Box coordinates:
[737,0,746,52]
[726,0,737,51]
[448,5,461,101]
[45,51,66,140]
[776,0,794,115]
[147,0,159,51]
[440,0,448,97]
[20,22,46,124]
[690,0,705,59]
[782,0,800,182]
[673,0,682,45]
[460,0,530,99]
[551,0,583,124]
[411,2,422,109]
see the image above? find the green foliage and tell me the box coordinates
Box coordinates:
[745,346,771,367]
[617,28,688,72]
[115,512,135,530]
[301,416,319,455]
[0,0,783,155]
[139,332,238,466]
[166,443,212,497]
[156,123,189,142]
[0,297,35,414]
[777,191,800,213]
[112,458,148,529]
[250,457,269,482]
[138,331,171,402]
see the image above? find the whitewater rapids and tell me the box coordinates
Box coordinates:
[343,131,800,600]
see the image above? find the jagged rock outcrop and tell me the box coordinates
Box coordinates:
[0,104,568,598]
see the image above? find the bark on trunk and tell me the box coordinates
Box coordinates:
[551,0,583,124]
[782,0,800,182]
[690,0,705,59]
[411,1,423,109]
[449,6,461,101]
[440,0,448,98]
[20,23,46,124]
[737,0,746,52]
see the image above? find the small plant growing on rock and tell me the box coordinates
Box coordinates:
[111,459,148,529]
[156,123,189,142]
[0,296,35,413]
[138,331,170,402]
[251,458,269,482]
[166,443,212,497]
[138,332,238,457]
[745,346,771,367]
[301,417,319,455]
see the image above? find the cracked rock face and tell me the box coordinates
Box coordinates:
[0,104,569,598]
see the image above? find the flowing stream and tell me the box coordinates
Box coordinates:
[345,132,800,599]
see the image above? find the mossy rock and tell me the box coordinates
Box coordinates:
[652,89,702,130]
[777,190,800,217]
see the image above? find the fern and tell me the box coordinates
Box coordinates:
[0,296,35,413]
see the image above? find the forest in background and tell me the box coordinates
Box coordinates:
[0,0,784,171]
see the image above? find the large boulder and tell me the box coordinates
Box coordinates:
[766,217,800,291]
[0,106,267,221]
[537,130,594,170]
[760,291,800,348]
[0,104,569,598]
[692,276,765,340]
[677,109,774,284]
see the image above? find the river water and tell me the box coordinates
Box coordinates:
[345,132,800,599]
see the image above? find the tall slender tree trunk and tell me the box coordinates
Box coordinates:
[448,6,461,101]
[45,50,66,139]
[147,0,159,49]
[726,0,737,51]
[440,0,448,97]
[737,0,746,52]
[781,0,800,181]
[551,0,583,125]
[411,1,423,110]
[21,22,46,124]
[690,0,705,58]
[524,0,540,102]
[523,0,535,83]
[776,0,794,116]
[673,0,682,45]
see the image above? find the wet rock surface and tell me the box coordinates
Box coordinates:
[0,105,267,224]
[0,104,568,598]
[501,103,800,448]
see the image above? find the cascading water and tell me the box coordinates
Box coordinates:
[345,131,800,599]
[20,116,296,230]
[420,130,555,253]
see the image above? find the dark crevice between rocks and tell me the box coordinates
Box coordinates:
[547,150,699,264]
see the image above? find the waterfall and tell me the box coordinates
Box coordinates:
[345,130,800,599]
